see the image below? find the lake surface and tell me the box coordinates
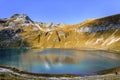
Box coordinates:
[0,48,120,76]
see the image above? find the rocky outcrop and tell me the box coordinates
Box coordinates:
[11,14,34,23]
[78,14,120,33]
[0,14,120,51]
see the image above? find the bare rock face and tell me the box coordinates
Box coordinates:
[0,14,120,51]
[11,14,33,23]
[0,18,7,23]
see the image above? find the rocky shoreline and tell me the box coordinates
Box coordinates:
[0,66,120,80]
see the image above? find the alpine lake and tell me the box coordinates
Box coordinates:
[0,48,120,76]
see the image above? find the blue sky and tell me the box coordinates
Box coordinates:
[0,0,120,24]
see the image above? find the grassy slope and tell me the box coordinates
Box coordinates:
[0,14,120,51]
[18,26,120,51]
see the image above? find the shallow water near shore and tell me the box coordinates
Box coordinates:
[0,48,120,76]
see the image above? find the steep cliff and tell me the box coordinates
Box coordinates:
[0,14,120,51]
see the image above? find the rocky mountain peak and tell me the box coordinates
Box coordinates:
[11,14,26,18]
[11,14,33,23]
[0,14,120,50]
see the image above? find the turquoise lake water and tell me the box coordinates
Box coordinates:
[0,48,120,76]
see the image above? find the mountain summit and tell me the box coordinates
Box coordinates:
[11,14,34,23]
[0,14,120,51]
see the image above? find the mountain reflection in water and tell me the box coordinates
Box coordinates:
[0,48,120,75]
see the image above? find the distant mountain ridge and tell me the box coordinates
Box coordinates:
[0,14,120,51]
